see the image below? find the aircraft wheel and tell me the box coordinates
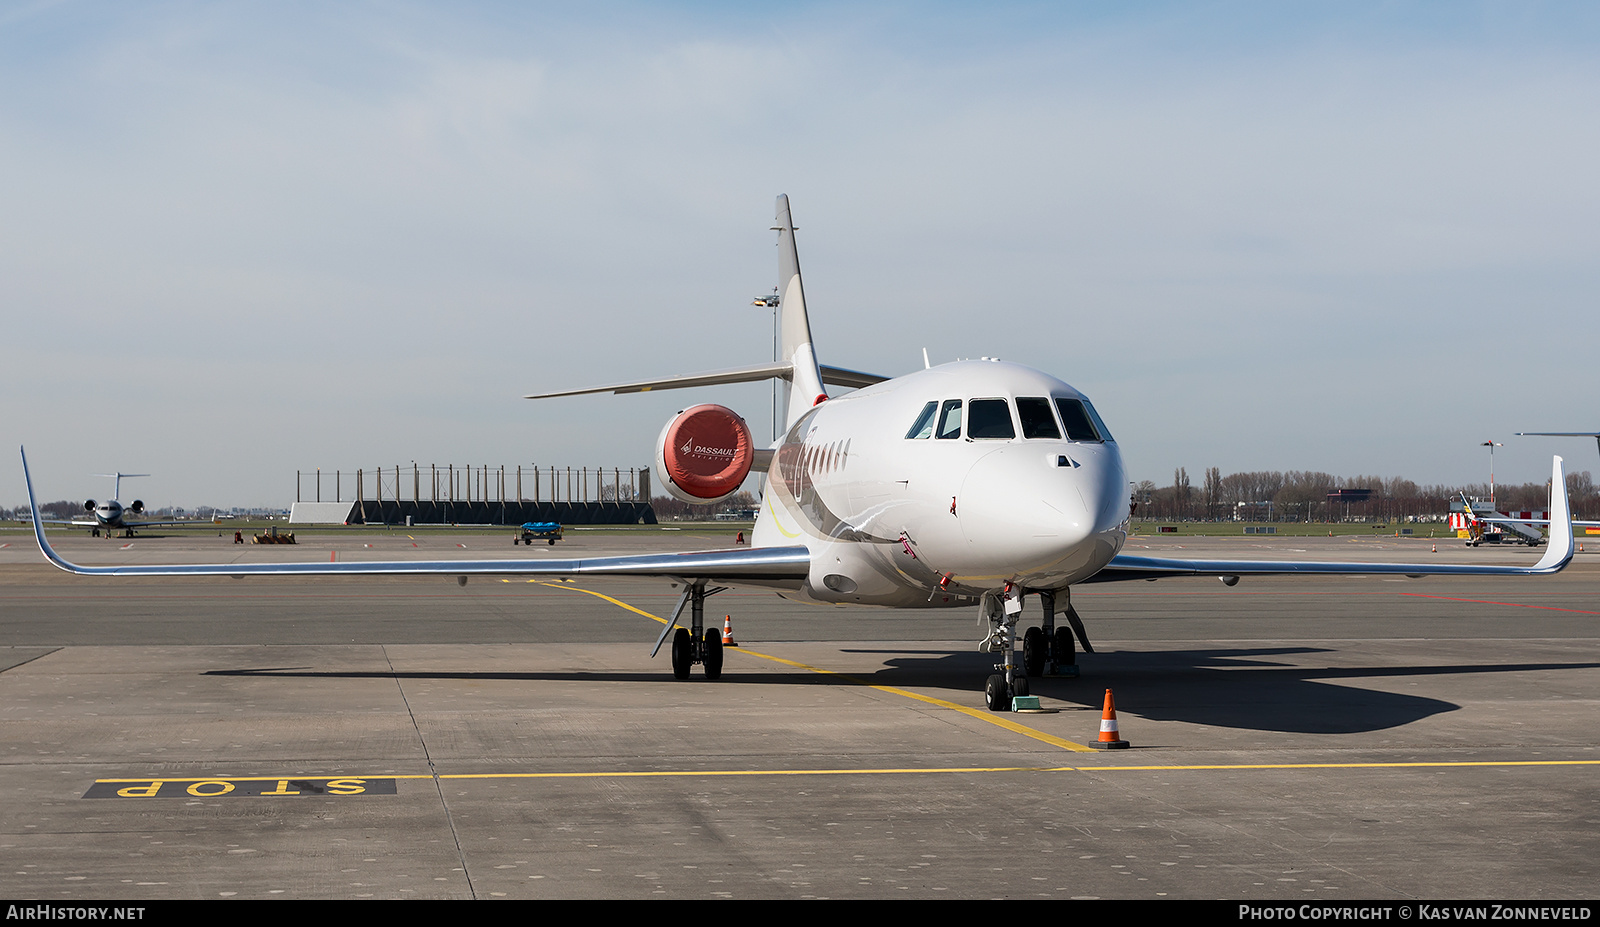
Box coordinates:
[670,628,693,680]
[1011,673,1029,698]
[984,674,1010,712]
[702,629,723,680]
[1053,626,1076,667]
[1022,627,1046,677]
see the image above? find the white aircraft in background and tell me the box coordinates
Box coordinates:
[1458,431,1600,538]
[41,472,205,538]
[22,196,1575,712]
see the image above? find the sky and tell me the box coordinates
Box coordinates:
[3,1,1598,508]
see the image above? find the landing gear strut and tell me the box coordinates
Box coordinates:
[655,582,726,680]
[981,588,1028,711]
[984,586,1094,709]
[1034,588,1090,676]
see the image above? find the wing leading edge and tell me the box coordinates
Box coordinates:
[1088,456,1575,583]
[21,448,809,587]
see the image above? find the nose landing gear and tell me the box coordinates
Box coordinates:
[980,589,1029,711]
[983,586,1094,710]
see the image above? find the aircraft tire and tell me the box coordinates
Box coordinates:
[984,674,1009,712]
[1022,627,1046,678]
[1053,626,1075,667]
[1011,673,1029,698]
[670,628,693,680]
[702,630,723,680]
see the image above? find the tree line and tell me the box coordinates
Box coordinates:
[1136,467,1599,522]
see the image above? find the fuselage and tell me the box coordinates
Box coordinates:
[91,500,128,528]
[753,359,1130,606]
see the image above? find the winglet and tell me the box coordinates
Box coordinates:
[1530,455,1574,573]
[20,447,89,575]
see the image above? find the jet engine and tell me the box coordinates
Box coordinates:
[128,500,144,514]
[654,404,755,505]
[83,499,96,512]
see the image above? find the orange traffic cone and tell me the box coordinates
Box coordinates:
[1431,543,1437,552]
[721,614,738,647]
[1092,688,1130,750]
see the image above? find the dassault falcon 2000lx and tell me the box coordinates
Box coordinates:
[22,196,1575,711]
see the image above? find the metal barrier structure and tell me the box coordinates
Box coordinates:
[294,465,656,526]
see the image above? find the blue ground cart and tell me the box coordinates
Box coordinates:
[516,522,563,545]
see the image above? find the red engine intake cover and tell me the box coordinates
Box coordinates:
[660,404,755,500]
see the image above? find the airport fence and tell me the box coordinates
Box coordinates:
[294,464,656,526]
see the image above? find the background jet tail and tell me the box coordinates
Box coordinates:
[774,194,827,430]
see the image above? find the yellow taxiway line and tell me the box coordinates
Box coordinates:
[516,579,1096,752]
[91,758,1600,787]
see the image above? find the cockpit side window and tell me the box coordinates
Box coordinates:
[1082,400,1115,442]
[935,399,963,439]
[905,401,938,439]
[967,398,1016,439]
[1016,397,1060,439]
[1054,397,1103,442]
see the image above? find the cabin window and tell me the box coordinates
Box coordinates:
[905,402,937,439]
[935,400,964,439]
[1054,398,1102,442]
[1016,397,1061,439]
[967,399,1016,439]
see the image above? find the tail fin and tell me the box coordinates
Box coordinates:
[774,195,827,429]
[524,197,887,419]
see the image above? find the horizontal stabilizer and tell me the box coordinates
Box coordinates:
[525,362,793,399]
[525,362,886,400]
[819,365,889,389]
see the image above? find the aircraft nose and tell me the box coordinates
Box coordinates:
[957,446,1099,573]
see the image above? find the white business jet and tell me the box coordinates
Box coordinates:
[21,196,1575,711]
[42,472,206,538]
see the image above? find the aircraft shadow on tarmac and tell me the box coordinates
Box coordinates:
[207,646,1600,736]
[870,646,1600,734]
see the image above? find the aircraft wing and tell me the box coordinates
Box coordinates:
[36,516,211,529]
[1086,456,1575,583]
[21,448,810,586]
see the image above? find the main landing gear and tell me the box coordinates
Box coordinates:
[655,582,726,680]
[980,586,1094,711]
